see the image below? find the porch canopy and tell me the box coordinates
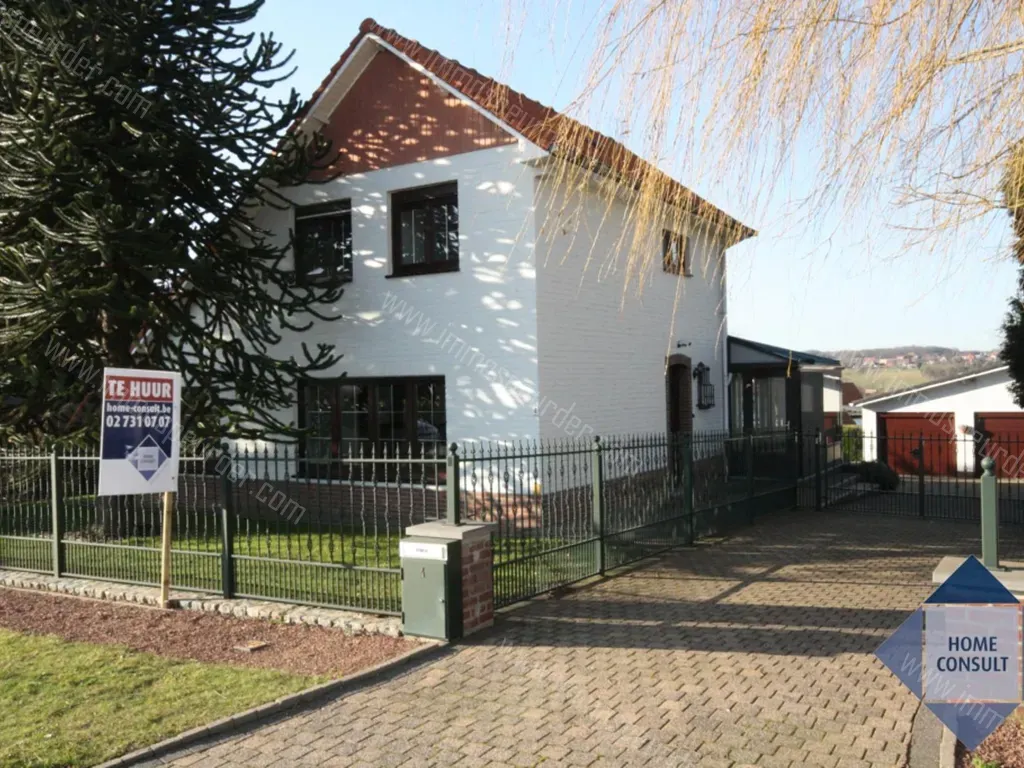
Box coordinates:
[727,336,841,436]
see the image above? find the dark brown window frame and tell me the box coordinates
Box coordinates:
[297,375,447,479]
[293,199,353,285]
[389,182,459,277]
[662,229,693,276]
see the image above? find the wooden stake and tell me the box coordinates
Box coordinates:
[159,490,175,609]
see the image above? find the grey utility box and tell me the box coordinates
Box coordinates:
[400,536,462,640]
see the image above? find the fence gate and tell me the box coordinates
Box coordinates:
[821,431,1024,525]
[459,431,800,610]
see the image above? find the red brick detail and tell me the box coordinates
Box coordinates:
[461,536,494,635]
[290,19,754,242]
[309,49,515,179]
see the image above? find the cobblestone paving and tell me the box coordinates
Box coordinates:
[148,510,1010,768]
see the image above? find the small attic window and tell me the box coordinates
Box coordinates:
[662,230,693,276]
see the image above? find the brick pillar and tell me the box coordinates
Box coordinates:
[403,521,495,640]
[461,528,494,635]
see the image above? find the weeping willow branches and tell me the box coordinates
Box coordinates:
[506,0,1024,283]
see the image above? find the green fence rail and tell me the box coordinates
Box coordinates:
[457,430,799,609]
[1,430,802,615]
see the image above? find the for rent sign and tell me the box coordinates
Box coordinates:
[97,368,182,496]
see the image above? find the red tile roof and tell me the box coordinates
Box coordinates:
[296,18,755,242]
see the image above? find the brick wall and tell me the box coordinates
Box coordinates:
[461,533,494,635]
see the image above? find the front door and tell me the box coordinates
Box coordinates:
[667,360,692,435]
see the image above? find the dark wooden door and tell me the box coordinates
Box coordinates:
[667,362,692,435]
[879,413,955,476]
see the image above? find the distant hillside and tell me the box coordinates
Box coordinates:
[808,345,980,359]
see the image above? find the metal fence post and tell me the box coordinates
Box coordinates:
[446,443,461,525]
[981,457,999,569]
[591,436,605,575]
[746,433,755,522]
[50,449,64,577]
[918,434,926,518]
[220,453,236,599]
[684,434,694,545]
[814,429,822,511]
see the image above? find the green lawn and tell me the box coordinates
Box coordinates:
[844,368,929,393]
[0,529,404,614]
[0,629,321,768]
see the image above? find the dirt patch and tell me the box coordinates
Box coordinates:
[957,710,1024,768]
[0,587,420,678]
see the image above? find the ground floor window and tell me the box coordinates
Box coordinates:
[298,376,447,478]
[753,377,787,431]
[730,373,789,433]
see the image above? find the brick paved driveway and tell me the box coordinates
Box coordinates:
[148,510,1013,768]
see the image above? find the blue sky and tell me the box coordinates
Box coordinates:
[249,0,1018,353]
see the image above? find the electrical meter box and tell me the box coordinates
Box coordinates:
[400,536,462,640]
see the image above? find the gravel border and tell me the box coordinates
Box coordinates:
[93,639,448,768]
[0,569,401,636]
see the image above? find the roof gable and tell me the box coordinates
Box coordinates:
[296,19,755,242]
[854,364,1009,407]
[309,48,517,179]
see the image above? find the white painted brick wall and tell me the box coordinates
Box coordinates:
[533,176,731,441]
[254,143,546,449]
[249,144,736,464]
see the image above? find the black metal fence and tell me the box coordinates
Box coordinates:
[24,428,1001,616]
[0,443,450,615]
[459,430,799,609]
[813,430,1024,525]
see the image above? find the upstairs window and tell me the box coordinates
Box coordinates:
[662,229,693,276]
[391,183,459,277]
[294,200,353,284]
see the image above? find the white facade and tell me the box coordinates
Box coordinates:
[259,142,546,444]
[250,36,742,457]
[860,367,1017,471]
[534,176,729,441]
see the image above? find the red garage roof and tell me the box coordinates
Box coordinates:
[295,18,755,243]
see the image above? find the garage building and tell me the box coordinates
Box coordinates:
[856,364,1022,476]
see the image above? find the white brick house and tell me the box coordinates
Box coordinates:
[255,19,754,460]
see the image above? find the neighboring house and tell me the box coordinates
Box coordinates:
[253,18,754,466]
[857,364,1023,476]
[842,381,864,426]
[726,337,842,473]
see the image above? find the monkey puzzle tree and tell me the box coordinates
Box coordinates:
[0,0,341,444]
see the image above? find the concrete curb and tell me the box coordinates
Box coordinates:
[940,726,957,768]
[93,640,448,768]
